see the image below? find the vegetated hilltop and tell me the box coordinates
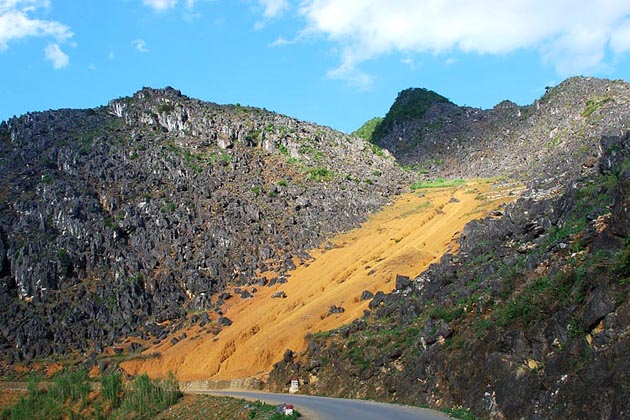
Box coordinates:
[0,87,405,369]
[271,78,630,419]
[367,77,630,183]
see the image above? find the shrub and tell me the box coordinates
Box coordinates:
[307,167,334,182]
[112,373,181,419]
[411,178,466,190]
[101,372,123,409]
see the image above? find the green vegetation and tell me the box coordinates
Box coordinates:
[443,407,486,420]
[352,117,383,143]
[101,372,123,409]
[298,144,324,160]
[277,144,289,156]
[246,400,300,419]
[246,130,260,143]
[307,167,334,182]
[370,143,385,157]
[373,88,452,141]
[401,163,429,173]
[164,141,235,172]
[157,103,176,113]
[157,394,301,420]
[115,373,181,419]
[1,371,181,420]
[410,178,466,190]
[582,97,612,118]
[429,305,466,323]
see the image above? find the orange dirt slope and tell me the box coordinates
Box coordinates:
[121,181,520,381]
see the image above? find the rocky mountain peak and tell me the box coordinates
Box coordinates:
[372,87,454,142]
[367,76,630,185]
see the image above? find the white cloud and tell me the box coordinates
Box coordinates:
[270,0,630,83]
[132,38,149,53]
[445,57,457,66]
[258,0,288,18]
[611,20,630,54]
[0,0,72,50]
[270,36,298,47]
[142,0,178,12]
[326,61,374,90]
[44,42,68,69]
[141,0,206,13]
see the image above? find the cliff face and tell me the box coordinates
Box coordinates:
[0,87,405,365]
[269,79,630,419]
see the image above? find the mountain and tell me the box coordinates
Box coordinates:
[270,78,630,419]
[0,87,404,366]
[1,77,629,420]
[371,77,630,183]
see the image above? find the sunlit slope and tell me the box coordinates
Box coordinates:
[121,181,520,381]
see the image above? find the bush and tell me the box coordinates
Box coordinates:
[101,372,123,409]
[47,369,89,407]
[112,373,181,419]
[2,371,181,420]
[307,167,334,182]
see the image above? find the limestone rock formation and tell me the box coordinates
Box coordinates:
[0,87,405,365]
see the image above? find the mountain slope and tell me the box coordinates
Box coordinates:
[271,85,630,419]
[0,87,405,368]
[119,180,518,381]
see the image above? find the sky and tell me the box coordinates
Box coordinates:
[3,1,630,133]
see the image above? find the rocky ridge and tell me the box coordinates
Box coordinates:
[373,77,630,185]
[0,87,406,367]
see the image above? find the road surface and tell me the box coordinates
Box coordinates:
[202,390,453,420]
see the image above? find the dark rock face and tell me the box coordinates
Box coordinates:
[0,87,406,364]
[327,305,345,316]
[360,290,374,301]
[269,133,630,420]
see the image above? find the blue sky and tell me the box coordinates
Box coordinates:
[3,1,630,133]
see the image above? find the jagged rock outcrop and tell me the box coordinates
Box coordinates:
[0,87,406,365]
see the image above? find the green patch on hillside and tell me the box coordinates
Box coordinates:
[352,117,383,143]
[411,178,466,190]
[307,167,334,182]
[373,88,452,141]
[1,371,181,420]
[582,97,612,118]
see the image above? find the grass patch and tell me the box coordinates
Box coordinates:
[369,143,385,157]
[411,178,466,190]
[352,117,383,143]
[444,407,486,420]
[1,371,181,420]
[306,167,334,182]
[113,373,181,419]
[429,305,466,322]
[582,97,612,118]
